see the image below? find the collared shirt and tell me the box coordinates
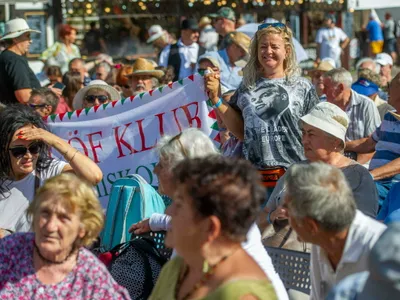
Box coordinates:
[159,39,199,80]
[344,90,381,141]
[198,49,243,93]
[374,94,394,121]
[310,210,386,300]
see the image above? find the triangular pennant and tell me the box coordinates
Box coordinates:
[103,103,109,109]
[188,74,194,81]
[213,133,221,143]
[210,121,219,130]
[130,96,135,102]
[208,110,217,119]
[59,112,67,121]
[158,86,164,93]
[178,79,183,85]
[139,93,145,99]
[50,114,57,122]
[121,98,127,105]
[42,115,49,122]
[206,100,213,107]
[94,105,101,113]
[67,112,74,119]
[76,109,83,118]
[111,100,118,107]
[168,82,173,89]
[85,107,91,115]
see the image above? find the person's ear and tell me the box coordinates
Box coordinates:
[78,224,86,239]
[205,215,221,244]
[302,217,319,236]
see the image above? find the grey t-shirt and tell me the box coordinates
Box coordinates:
[230,76,319,169]
[384,19,395,40]
[267,162,378,218]
[0,159,67,233]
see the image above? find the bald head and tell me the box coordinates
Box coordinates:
[389,73,400,110]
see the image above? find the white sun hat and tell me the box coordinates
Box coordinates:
[299,102,349,144]
[146,25,164,43]
[375,53,393,66]
[0,18,41,40]
[72,80,121,110]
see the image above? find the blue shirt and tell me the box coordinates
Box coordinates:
[370,112,400,171]
[198,49,243,93]
[366,20,384,41]
[377,182,400,222]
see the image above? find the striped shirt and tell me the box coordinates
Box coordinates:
[369,112,400,171]
[345,90,381,141]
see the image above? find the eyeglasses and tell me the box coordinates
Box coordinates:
[257,22,286,31]
[29,103,47,109]
[9,142,42,159]
[84,95,109,104]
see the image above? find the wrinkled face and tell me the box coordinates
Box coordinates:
[380,64,392,79]
[166,183,205,253]
[8,125,42,180]
[153,156,175,198]
[69,61,85,80]
[14,32,32,55]
[95,66,108,81]
[83,89,110,108]
[283,196,313,243]
[34,194,85,257]
[301,123,337,161]
[323,77,339,102]
[131,75,153,94]
[29,95,52,117]
[258,33,288,73]
[312,71,326,96]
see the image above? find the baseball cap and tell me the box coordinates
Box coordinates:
[147,25,164,43]
[181,18,199,31]
[198,56,220,69]
[208,7,236,22]
[375,53,393,66]
[351,78,379,96]
[300,102,349,145]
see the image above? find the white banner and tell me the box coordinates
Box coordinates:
[45,74,219,207]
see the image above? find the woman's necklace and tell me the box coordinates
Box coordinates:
[175,248,239,300]
[34,242,77,265]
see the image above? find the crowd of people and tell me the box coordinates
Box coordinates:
[0,6,400,300]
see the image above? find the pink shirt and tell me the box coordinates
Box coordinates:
[0,233,131,299]
[55,97,71,114]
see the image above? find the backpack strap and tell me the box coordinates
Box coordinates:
[167,43,180,82]
[34,172,40,195]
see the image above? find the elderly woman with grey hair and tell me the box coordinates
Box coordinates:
[258,102,379,249]
[129,127,288,300]
[283,162,386,300]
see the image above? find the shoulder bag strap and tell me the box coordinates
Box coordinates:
[34,172,40,195]
[278,227,293,248]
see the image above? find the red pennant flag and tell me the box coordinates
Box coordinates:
[76,109,83,118]
[208,110,217,119]
[188,74,195,81]
[42,115,49,122]
[149,89,154,96]
[168,82,173,89]
[59,112,66,121]
[130,96,135,102]
[213,133,221,143]
[111,100,118,107]
[94,105,101,113]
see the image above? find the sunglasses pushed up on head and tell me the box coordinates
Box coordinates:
[257,22,286,31]
[9,142,42,159]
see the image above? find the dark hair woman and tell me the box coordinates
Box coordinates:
[0,104,102,238]
[62,71,84,110]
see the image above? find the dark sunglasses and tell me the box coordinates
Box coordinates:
[29,103,47,109]
[258,22,286,31]
[197,68,206,75]
[9,142,42,158]
[84,95,109,103]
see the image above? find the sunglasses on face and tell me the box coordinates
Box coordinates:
[29,103,47,109]
[84,95,109,103]
[258,22,286,31]
[9,142,42,158]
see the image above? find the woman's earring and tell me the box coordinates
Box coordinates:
[202,259,210,273]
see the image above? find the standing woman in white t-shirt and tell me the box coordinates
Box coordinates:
[0,104,103,236]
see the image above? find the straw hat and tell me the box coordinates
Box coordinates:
[72,80,121,110]
[125,58,164,79]
[309,61,335,75]
[228,31,251,54]
[199,16,212,28]
[1,18,41,40]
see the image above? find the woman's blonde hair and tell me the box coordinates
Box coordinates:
[27,173,104,247]
[242,26,299,88]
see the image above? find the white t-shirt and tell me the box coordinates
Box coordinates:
[0,159,67,233]
[149,213,289,300]
[315,27,348,61]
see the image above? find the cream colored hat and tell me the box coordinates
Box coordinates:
[1,18,40,40]
[300,102,349,144]
[125,58,164,79]
[72,80,121,110]
[228,31,251,54]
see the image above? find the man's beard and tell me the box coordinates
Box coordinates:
[133,83,148,95]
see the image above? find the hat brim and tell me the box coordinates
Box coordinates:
[126,70,165,79]
[352,84,378,96]
[72,84,122,110]
[208,13,219,19]
[146,32,163,43]
[375,58,391,66]
[300,114,346,145]
[0,29,41,40]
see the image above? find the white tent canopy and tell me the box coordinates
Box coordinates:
[348,0,400,10]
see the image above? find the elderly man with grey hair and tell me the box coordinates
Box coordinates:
[323,68,381,163]
[283,162,386,300]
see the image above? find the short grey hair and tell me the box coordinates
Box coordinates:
[324,68,353,89]
[157,128,219,170]
[30,87,59,114]
[356,57,380,74]
[151,77,159,89]
[285,162,356,232]
[96,62,111,74]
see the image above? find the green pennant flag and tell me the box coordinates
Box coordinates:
[207,100,213,107]
[178,79,183,85]
[85,107,91,115]
[103,103,109,109]
[139,93,145,99]
[121,98,127,105]
[67,112,74,120]
[158,86,164,93]
[50,114,57,122]
[210,121,219,130]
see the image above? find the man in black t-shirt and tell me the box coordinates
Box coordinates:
[0,18,41,105]
[83,22,107,56]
